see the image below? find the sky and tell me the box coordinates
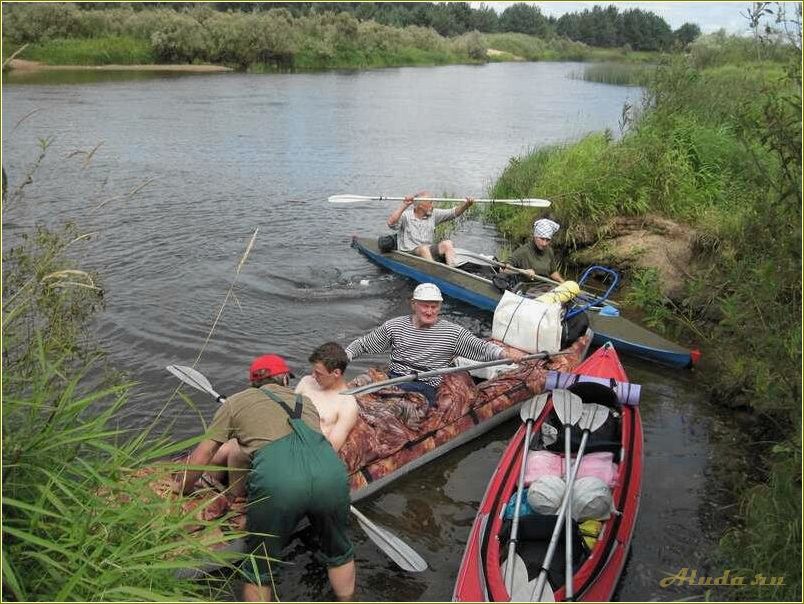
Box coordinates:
[472,2,795,34]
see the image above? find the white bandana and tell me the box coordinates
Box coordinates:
[533,219,560,239]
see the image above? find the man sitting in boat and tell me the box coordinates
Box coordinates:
[295,341,359,452]
[172,354,356,602]
[505,218,565,283]
[387,190,474,266]
[345,282,526,407]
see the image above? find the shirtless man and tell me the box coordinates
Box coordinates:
[295,342,359,452]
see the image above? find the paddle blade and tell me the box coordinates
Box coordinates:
[503,553,549,602]
[578,403,610,432]
[520,392,550,423]
[551,389,584,426]
[350,506,427,572]
[166,365,222,400]
[328,194,374,204]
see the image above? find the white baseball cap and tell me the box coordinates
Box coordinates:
[412,283,443,302]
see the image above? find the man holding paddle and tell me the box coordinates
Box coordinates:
[173,354,356,602]
[345,283,526,407]
[386,191,474,266]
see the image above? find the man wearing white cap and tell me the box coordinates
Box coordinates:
[507,218,564,283]
[345,283,525,406]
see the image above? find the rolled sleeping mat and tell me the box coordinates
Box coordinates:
[545,371,641,407]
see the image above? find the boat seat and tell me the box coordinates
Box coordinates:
[540,407,622,463]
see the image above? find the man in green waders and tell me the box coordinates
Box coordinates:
[173,354,356,601]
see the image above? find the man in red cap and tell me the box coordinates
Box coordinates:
[173,354,355,602]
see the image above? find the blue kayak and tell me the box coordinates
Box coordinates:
[352,236,699,369]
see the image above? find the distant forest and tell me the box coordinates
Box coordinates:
[73,2,702,51]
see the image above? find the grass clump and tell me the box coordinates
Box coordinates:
[572,62,655,86]
[20,36,153,65]
[2,150,255,600]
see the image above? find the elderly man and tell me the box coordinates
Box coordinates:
[173,354,355,602]
[386,191,473,266]
[507,218,565,282]
[345,283,526,407]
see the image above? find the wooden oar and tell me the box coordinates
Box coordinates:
[166,364,428,572]
[453,248,621,309]
[340,351,570,397]
[328,194,551,208]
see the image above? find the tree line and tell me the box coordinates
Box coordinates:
[70,2,701,51]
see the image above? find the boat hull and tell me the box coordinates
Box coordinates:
[353,236,695,368]
[453,343,643,601]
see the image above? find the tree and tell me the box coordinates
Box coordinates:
[499,3,551,37]
[674,22,701,47]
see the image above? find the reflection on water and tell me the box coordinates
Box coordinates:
[2,62,727,600]
[3,68,213,86]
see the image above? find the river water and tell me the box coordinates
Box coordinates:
[4,62,729,601]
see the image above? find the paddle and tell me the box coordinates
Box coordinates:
[340,351,570,397]
[550,389,584,602]
[453,249,621,309]
[166,365,428,573]
[562,401,610,600]
[502,553,555,602]
[530,400,610,601]
[328,194,551,208]
[504,393,551,592]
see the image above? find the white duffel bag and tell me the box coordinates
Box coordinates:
[492,290,563,354]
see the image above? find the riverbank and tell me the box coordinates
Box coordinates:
[2,5,665,73]
[6,58,232,72]
[484,32,801,601]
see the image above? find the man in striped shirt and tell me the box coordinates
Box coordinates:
[345,283,526,406]
[387,191,474,266]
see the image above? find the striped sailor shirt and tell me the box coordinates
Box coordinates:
[345,315,506,387]
[390,207,457,252]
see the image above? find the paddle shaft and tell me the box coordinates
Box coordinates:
[329,194,550,208]
[166,365,427,572]
[341,351,570,396]
[455,250,620,308]
[531,427,596,600]
[504,400,539,591]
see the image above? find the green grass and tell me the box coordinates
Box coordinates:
[19,36,153,65]
[483,35,801,602]
[572,62,656,86]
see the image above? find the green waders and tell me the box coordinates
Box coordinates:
[242,388,353,585]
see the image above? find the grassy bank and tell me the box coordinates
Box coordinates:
[2,4,661,72]
[1,155,258,600]
[484,31,801,600]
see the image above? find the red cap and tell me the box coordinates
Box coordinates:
[249,354,295,382]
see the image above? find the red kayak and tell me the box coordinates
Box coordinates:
[453,342,643,602]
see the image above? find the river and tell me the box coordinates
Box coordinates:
[3,62,728,601]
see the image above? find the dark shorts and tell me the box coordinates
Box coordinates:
[389,371,439,407]
[428,243,446,263]
[242,425,354,584]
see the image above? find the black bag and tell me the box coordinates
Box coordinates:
[491,272,520,293]
[561,309,590,348]
[377,233,397,253]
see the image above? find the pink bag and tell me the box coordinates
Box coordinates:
[575,452,618,487]
[524,450,563,485]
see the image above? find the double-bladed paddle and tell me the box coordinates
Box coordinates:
[328,194,551,208]
[166,364,428,572]
[530,398,611,601]
[453,248,621,309]
[340,351,569,397]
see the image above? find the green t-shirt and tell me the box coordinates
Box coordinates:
[509,240,557,277]
[206,384,322,456]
